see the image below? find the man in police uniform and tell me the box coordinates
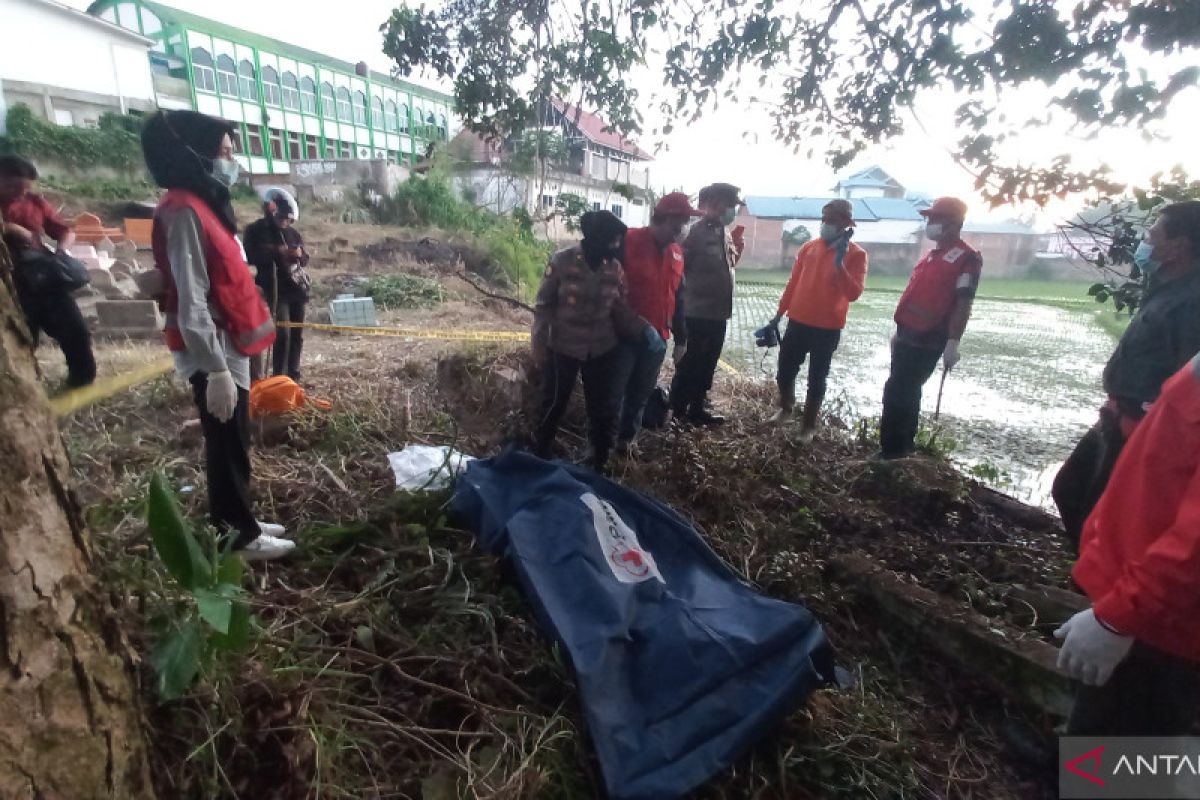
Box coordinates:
[879,196,980,459]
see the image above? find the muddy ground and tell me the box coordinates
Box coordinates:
[42,213,1081,798]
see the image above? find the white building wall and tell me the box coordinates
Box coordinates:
[0,0,153,111]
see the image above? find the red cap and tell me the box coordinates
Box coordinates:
[654,192,702,218]
[919,197,968,221]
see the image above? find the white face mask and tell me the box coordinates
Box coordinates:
[925,222,944,241]
[211,158,240,188]
[819,223,842,243]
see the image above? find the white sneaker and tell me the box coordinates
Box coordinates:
[257,520,289,539]
[239,534,296,561]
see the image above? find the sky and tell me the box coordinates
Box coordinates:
[66,0,1200,228]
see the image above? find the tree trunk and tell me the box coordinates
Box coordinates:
[0,248,154,797]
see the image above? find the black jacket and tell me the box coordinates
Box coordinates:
[244,217,309,302]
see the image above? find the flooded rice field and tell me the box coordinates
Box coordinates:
[727,280,1115,509]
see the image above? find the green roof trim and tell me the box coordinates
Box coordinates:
[87,0,450,102]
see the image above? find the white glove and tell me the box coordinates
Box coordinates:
[205,370,237,423]
[942,339,961,371]
[672,342,688,366]
[1054,608,1133,686]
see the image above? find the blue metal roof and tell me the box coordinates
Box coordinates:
[859,197,925,221]
[745,195,931,222]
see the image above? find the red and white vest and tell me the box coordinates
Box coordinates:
[894,240,982,334]
[623,227,684,339]
[152,189,275,356]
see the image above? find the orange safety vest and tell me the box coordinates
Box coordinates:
[623,227,684,339]
[152,189,275,356]
[894,240,982,334]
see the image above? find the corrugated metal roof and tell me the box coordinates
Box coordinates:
[860,197,925,220]
[746,195,933,222]
[962,221,1040,235]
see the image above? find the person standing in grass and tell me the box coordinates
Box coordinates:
[531,210,662,474]
[767,199,868,441]
[1056,351,1200,735]
[611,192,698,455]
[245,189,310,382]
[142,110,293,562]
[878,196,981,460]
[1053,200,1200,549]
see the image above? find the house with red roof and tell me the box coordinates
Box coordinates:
[450,99,655,239]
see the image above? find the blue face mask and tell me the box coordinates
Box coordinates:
[211,158,240,188]
[1134,241,1161,275]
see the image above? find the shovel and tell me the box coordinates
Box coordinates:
[933,366,949,421]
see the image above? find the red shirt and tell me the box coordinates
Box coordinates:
[622,227,684,339]
[894,239,981,346]
[0,192,71,248]
[1074,354,1200,662]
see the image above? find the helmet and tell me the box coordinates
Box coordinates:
[259,186,299,222]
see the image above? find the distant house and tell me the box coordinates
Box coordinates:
[0,0,155,130]
[451,100,654,239]
[733,165,1051,276]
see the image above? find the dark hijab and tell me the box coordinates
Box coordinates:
[141,110,238,233]
[579,210,627,268]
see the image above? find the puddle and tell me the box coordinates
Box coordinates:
[726,283,1111,510]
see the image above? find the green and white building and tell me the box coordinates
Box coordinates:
[86,0,454,176]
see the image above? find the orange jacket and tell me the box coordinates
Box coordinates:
[1074,355,1200,662]
[776,238,868,331]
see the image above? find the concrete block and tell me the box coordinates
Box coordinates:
[133,269,164,299]
[111,259,136,277]
[114,239,138,259]
[96,236,116,255]
[329,296,376,327]
[102,277,140,300]
[87,268,115,291]
[70,244,98,259]
[95,300,162,330]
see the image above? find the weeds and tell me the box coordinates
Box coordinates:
[364,272,446,309]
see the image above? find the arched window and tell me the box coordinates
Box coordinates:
[216,54,237,97]
[352,91,367,126]
[320,82,335,118]
[261,65,280,106]
[238,59,257,101]
[398,103,409,133]
[299,76,317,114]
[336,87,352,121]
[191,47,216,93]
[371,96,384,130]
[281,71,299,111]
[384,100,397,133]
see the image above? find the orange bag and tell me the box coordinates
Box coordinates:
[249,375,332,419]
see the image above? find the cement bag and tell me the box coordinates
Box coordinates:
[451,448,834,800]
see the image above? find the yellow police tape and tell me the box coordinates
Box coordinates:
[50,321,735,416]
[50,355,176,418]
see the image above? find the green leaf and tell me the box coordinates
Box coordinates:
[147,472,212,591]
[150,617,204,700]
[211,604,251,653]
[194,589,233,634]
[216,553,244,588]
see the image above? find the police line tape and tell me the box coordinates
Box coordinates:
[50,321,734,417]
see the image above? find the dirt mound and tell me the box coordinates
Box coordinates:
[358,236,508,285]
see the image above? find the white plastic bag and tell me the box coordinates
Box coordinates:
[388,445,475,491]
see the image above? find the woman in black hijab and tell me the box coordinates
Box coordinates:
[531,211,662,473]
[143,110,293,561]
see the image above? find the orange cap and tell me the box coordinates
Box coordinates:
[919,197,968,221]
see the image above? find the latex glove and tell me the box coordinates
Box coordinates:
[1054,608,1133,686]
[672,341,688,366]
[643,326,667,356]
[205,370,237,423]
[942,339,961,371]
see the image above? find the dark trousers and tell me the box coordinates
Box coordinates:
[534,348,620,468]
[1067,642,1200,735]
[879,340,942,457]
[19,288,96,387]
[189,372,259,549]
[1052,415,1125,551]
[670,317,727,415]
[777,320,841,405]
[272,298,306,380]
[612,340,667,443]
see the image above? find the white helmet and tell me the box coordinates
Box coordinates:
[259,186,299,222]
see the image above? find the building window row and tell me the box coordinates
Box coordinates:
[190,47,449,138]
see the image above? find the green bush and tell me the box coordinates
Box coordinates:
[364,273,446,309]
[41,175,158,201]
[0,103,144,173]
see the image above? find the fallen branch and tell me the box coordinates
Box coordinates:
[457,269,534,313]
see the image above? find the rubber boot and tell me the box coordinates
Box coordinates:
[770,388,795,423]
[798,388,822,443]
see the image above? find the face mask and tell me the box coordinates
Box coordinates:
[211,158,240,188]
[925,222,944,241]
[721,208,737,227]
[820,223,842,243]
[1134,240,1162,275]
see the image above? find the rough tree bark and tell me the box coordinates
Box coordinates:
[0,241,154,797]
